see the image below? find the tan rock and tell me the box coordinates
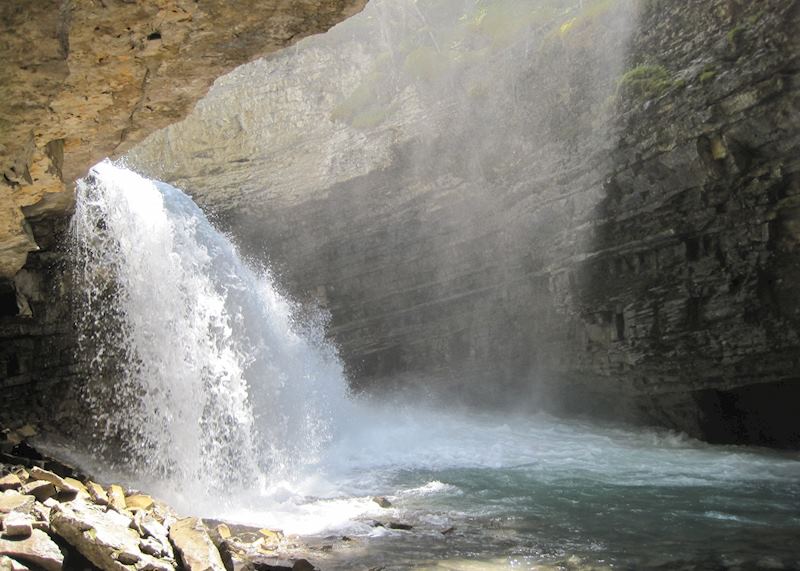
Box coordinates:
[86,482,109,506]
[0,495,34,515]
[107,485,126,512]
[15,426,36,439]
[27,468,78,495]
[169,517,226,571]
[2,512,33,538]
[0,477,20,493]
[216,524,231,540]
[62,479,87,494]
[0,529,64,571]
[18,482,55,503]
[0,555,30,571]
[0,0,368,279]
[124,494,153,511]
[50,499,174,571]
[131,511,173,560]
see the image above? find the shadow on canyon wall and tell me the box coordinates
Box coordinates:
[128,0,800,447]
[2,0,793,448]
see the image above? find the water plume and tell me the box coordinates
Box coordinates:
[70,161,350,505]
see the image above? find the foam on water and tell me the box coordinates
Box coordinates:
[70,163,800,567]
[71,161,351,509]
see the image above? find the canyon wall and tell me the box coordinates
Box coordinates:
[0,0,367,422]
[130,0,800,446]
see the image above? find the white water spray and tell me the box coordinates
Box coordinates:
[71,161,350,505]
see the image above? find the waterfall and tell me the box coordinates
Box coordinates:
[70,160,350,504]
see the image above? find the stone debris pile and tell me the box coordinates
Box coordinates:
[0,461,317,571]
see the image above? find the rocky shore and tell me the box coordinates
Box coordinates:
[0,425,319,571]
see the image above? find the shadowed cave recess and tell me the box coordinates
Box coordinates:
[1,0,799,450]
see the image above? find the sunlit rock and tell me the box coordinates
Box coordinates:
[0,529,63,571]
[169,517,226,571]
[50,499,174,571]
[0,495,34,515]
[2,512,33,538]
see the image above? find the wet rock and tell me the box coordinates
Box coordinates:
[2,512,33,537]
[107,485,126,512]
[28,468,78,495]
[0,529,64,571]
[50,499,174,571]
[372,496,392,508]
[18,482,55,503]
[0,495,34,515]
[169,517,226,571]
[0,478,20,493]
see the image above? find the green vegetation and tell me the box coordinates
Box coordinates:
[618,64,674,100]
[699,68,716,83]
[727,25,745,49]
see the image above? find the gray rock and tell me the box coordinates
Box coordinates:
[371,497,392,508]
[169,517,226,571]
[0,529,64,571]
[50,498,174,571]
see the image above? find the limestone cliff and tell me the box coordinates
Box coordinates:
[0,0,367,279]
[0,0,368,424]
[130,0,800,446]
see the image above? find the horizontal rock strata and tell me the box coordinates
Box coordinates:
[130,0,800,445]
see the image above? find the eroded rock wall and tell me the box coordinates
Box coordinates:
[0,0,367,422]
[130,0,800,446]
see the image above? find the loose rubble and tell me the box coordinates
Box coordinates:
[0,439,320,571]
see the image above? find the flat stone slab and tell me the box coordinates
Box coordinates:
[0,529,63,571]
[50,499,174,571]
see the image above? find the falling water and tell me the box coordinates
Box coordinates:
[71,160,350,504]
[67,161,800,570]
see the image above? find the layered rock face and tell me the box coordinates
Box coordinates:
[0,0,366,421]
[0,0,367,278]
[131,0,800,446]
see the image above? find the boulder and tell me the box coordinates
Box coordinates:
[19,482,55,503]
[0,477,20,493]
[169,517,226,571]
[50,499,174,571]
[0,555,30,571]
[86,482,109,506]
[107,485,126,512]
[27,468,78,495]
[125,495,154,511]
[0,529,64,571]
[131,512,173,560]
[2,512,33,537]
[63,479,88,496]
[0,495,34,515]
[372,496,392,508]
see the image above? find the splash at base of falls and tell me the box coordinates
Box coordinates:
[67,162,800,570]
[71,161,351,503]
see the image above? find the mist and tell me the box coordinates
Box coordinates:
[128,0,642,414]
